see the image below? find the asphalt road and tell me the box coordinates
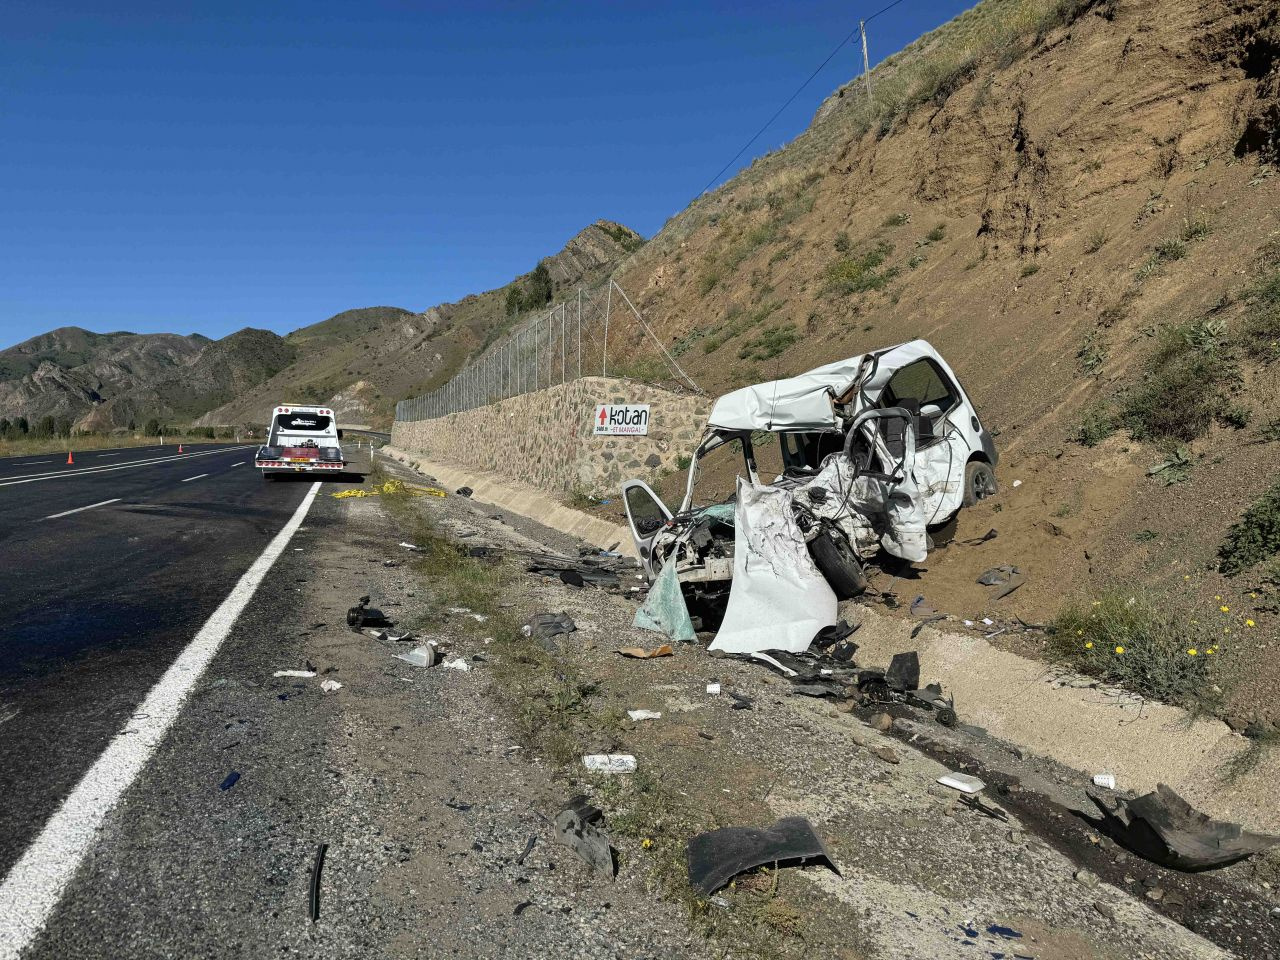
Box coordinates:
[0,443,357,883]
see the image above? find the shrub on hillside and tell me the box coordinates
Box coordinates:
[1219,482,1280,576]
[1120,322,1237,444]
[1049,592,1222,713]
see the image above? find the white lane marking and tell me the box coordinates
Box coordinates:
[16,461,53,465]
[180,473,208,483]
[230,462,246,467]
[96,452,122,458]
[0,481,321,957]
[0,447,249,488]
[44,498,121,520]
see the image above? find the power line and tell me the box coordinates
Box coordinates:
[698,0,910,197]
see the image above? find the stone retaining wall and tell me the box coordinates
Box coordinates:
[391,377,710,495]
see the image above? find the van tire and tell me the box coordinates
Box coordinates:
[809,525,868,599]
[962,461,998,507]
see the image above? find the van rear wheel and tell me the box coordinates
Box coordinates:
[809,525,868,599]
[963,461,997,507]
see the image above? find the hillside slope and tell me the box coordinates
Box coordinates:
[75,328,299,431]
[578,0,1278,714]
[198,219,643,428]
[0,328,210,424]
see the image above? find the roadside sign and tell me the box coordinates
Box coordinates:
[593,403,650,436]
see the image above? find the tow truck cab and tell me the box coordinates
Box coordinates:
[255,405,346,478]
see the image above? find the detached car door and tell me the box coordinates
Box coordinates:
[622,480,673,577]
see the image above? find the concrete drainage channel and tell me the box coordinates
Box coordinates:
[378,448,1280,956]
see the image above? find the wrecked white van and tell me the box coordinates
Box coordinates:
[621,340,997,636]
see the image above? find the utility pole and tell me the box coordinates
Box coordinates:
[860,21,872,97]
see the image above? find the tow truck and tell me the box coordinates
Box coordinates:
[255,404,346,478]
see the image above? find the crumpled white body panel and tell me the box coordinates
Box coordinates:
[794,456,929,563]
[705,357,865,432]
[709,479,838,654]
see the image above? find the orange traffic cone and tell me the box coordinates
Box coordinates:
[177,443,183,453]
[67,450,74,465]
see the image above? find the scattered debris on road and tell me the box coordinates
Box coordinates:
[218,771,241,791]
[307,842,328,923]
[554,796,616,879]
[615,644,673,659]
[582,754,636,773]
[686,816,840,896]
[1087,783,1280,870]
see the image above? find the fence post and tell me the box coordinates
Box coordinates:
[603,280,613,377]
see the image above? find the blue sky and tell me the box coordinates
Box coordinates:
[1,0,973,348]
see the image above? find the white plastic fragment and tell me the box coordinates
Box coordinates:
[627,710,662,722]
[273,670,316,678]
[582,754,637,773]
[1093,773,1117,790]
[1012,479,1023,488]
[471,614,488,623]
[395,645,437,668]
[398,542,420,551]
[706,683,721,695]
[447,606,472,614]
[937,772,985,795]
[981,617,995,626]
[443,658,472,672]
[749,652,797,678]
[320,680,343,693]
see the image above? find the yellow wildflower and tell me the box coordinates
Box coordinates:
[1206,647,1216,654]
[1115,645,1125,654]
[1187,649,1198,656]
[1084,642,1094,649]
[642,838,653,850]
[1246,619,1256,628]
[1215,595,1222,601]
[1220,605,1230,613]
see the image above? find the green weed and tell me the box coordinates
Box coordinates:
[1049,592,1225,714]
[823,241,898,297]
[1219,482,1280,576]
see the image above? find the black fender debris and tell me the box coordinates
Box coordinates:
[687,816,840,896]
[1086,783,1280,871]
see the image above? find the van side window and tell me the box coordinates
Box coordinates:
[882,359,958,445]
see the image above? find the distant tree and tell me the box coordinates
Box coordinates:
[126,418,136,431]
[14,416,28,435]
[55,417,72,438]
[525,263,553,308]
[144,418,161,436]
[34,415,56,438]
[0,418,9,436]
[504,286,522,317]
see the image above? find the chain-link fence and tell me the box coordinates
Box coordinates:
[395,279,700,422]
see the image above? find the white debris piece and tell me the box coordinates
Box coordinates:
[709,479,838,655]
[937,772,985,795]
[627,710,662,722]
[273,670,316,678]
[582,754,637,774]
[399,542,421,551]
[1093,773,1117,790]
[1012,479,1023,488]
[706,683,721,695]
[443,658,472,672]
[320,680,343,693]
[395,646,437,668]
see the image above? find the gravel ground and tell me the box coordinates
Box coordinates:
[376,455,1278,960]
[24,452,1277,959]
